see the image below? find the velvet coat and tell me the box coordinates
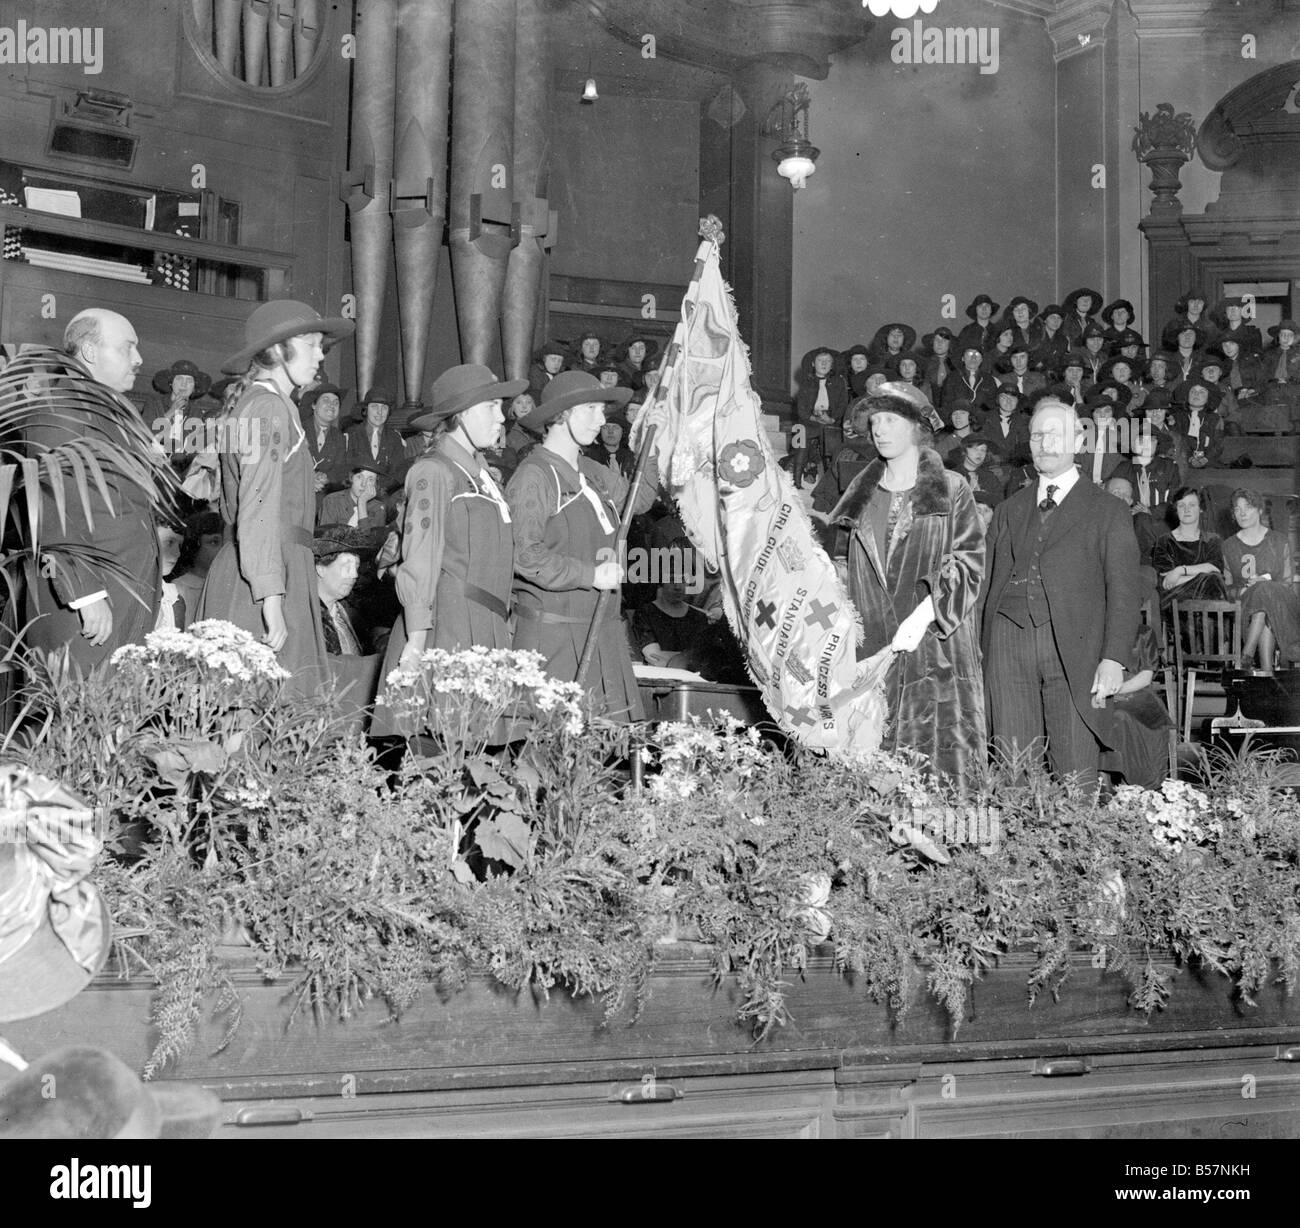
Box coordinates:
[979,473,1141,752]
[830,447,987,783]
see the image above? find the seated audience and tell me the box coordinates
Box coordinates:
[957,293,999,354]
[345,388,408,494]
[945,431,1008,505]
[1212,296,1262,357]
[1170,378,1224,470]
[529,342,568,399]
[790,346,847,489]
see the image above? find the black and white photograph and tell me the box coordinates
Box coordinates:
[0,0,1299,1174]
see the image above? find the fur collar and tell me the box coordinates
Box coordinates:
[830,446,951,525]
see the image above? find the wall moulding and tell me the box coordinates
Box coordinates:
[1126,0,1211,39]
[1045,0,1116,61]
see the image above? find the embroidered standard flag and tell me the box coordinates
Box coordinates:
[637,222,892,755]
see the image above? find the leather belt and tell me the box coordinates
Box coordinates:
[462,582,509,620]
[514,606,592,626]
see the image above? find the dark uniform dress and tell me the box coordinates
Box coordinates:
[197,381,329,695]
[371,435,515,737]
[507,447,649,723]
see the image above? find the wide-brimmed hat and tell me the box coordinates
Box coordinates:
[406,364,528,432]
[1174,288,1209,314]
[922,327,957,352]
[1269,319,1299,337]
[222,299,354,374]
[861,381,943,432]
[534,341,569,364]
[529,369,632,429]
[964,293,999,320]
[1060,349,1089,371]
[618,335,661,363]
[990,384,1026,410]
[1097,357,1137,383]
[1179,378,1222,409]
[313,524,386,560]
[299,383,352,417]
[1148,350,1178,368]
[1099,299,1135,327]
[1090,379,1133,409]
[1113,328,1148,350]
[1003,295,1039,319]
[1063,287,1102,316]
[800,345,841,376]
[871,322,917,352]
[1081,321,1108,342]
[152,358,211,398]
[961,430,1003,458]
[842,343,873,365]
[0,766,111,1024]
[1040,303,1065,321]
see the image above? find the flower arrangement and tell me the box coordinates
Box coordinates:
[11,639,1300,1076]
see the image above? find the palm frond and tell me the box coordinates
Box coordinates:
[0,346,178,549]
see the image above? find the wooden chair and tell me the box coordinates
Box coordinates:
[1170,599,1242,744]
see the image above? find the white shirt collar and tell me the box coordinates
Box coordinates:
[1036,465,1080,505]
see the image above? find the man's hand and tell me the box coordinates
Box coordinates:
[78,597,113,646]
[1091,658,1124,708]
[314,471,328,492]
[261,594,288,652]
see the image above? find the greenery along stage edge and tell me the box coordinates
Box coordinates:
[13,626,1300,1078]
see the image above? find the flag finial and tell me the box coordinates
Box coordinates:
[698,215,726,245]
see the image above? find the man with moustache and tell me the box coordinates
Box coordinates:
[24,308,165,668]
[979,398,1140,789]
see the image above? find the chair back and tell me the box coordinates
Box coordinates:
[1171,599,1241,675]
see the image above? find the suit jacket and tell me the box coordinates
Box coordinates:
[23,366,164,671]
[1264,343,1300,384]
[344,423,409,492]
[979,472,1140,746]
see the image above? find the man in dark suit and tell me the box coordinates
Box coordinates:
[979,398,1140,789]
[24,308,165,669]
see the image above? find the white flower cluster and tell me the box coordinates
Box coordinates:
[647,716,768,802]
[1115,780,1225,854]
[383,646,585,734]
[111,619,289,682]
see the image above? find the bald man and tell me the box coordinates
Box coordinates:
[978,398,1140,789]
[24,308,163,669]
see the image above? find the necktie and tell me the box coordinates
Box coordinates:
[1137,466,1151,508]
[1039,483,1058,513]
[1277,347,1290,383]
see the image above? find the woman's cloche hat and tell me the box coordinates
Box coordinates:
[222,299,355,374]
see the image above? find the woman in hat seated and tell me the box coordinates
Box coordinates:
[791,346,848,489]
[826,383,987,783]
[572,332,605,375]
[1168,323,1208,388]
[1031,304,1068,372]
[1214,337,1265,407]
[615,336,660,391]
[1099,299,1135,354]
[1151,486,1229,614]
[506,371,660,722]
[842,344,874,398]
[1222,488,1300,673]
[320,464,387,531]
[370,364,527,733]
[920,328,957,401]
[1161,289,1216,353]
[149,358,211,474]
[529,342,568,400]
[1062,286,1102,347]
[583,408,637,484]
[957,293,1000,355]
[299,383,352,497]
[942,344,995,413]
[1001,296,1039,351]
[1212,297,1263,357]
[978,324,1018,379]
[867,322,916,372]
[1264,320,1300,392]
[345,389,408,494]
[197,299,354,693]
[1169,378,1224,471]
[945,430,1009,506]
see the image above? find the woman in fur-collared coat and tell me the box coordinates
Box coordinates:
[829,385,987,784]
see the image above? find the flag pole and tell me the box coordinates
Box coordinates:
[575,217,724,689]
[575,423,658,688]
